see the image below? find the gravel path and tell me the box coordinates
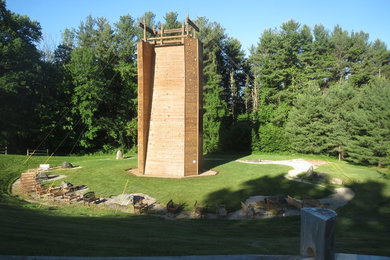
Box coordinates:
[236,158,316,179]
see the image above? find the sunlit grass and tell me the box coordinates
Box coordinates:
[0,153,389,256]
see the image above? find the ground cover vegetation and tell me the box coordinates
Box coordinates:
[0,154,390,256]
[1,1,390,166]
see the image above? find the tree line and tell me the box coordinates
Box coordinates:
[1,1,389,166]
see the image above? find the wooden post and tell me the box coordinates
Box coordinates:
[301,208,337,260]
[186,16,189,36]
[143,18,146,41]
[46,149,49,156]
[187,14,190,36]
[160,24,164,45]
[181,21,185,44]
[186,14,199,38]
[5,146,7,155]
[153,25,156,44]
[27,148,29,156]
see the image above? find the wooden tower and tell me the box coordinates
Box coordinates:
[137,16,203,177]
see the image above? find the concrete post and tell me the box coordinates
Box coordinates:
[301,208,337,260]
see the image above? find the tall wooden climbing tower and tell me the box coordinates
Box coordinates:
[137,15,203,177]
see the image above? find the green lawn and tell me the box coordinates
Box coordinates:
[45,154,330,211]
[0,153,389,256]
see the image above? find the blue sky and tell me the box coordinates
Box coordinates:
[6,0,390,55]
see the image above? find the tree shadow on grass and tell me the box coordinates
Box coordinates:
[335,180,390,255]
[204,175,390,255]
[202,152,251,170]
[0,179,389,256]
[0,197,301,256]
[203,174,332,212]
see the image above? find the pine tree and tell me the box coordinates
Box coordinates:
[243,75,253,114]
[163,12,181,29]
[330,25,350,83]
[285,83,329,154]
[324,82,358,160]
[346,78,390,166]
[196,17,228,153]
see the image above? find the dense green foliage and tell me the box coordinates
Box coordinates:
[1,2,390,165]
[0,0,42,151]
[65,15,138,152]
[249,20,390,165]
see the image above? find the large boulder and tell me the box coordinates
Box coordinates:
[36,172,49,183]
[330,178,343,185]
[311,172,329,182]
[61,162,73,169]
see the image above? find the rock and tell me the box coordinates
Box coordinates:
[132,195,144,205]
[248,158,261,163]
[116,150,123,160]
[61,162,73,169]
[330,178,343,185]
[39,164,50,171]
[306,165,314,177]
[61,181,73,189]
[217,207,227,217]
[311,172,328,182]
[268,195,286,204]
[306,167,328,182]
[36,172,49,183]
[106,193,156,206]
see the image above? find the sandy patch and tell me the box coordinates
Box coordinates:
[126,168,218,178]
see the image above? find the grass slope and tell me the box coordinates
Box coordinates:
[49,155,330,211]
[0,153,389,256]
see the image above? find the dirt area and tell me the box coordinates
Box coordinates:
[304,159,330,167]
[127,168,219,178]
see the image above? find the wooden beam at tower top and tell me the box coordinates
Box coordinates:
[139,22,155,35]
[186,14,199,32]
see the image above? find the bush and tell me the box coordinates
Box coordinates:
[220,117,252,152]
[256,123,289,152]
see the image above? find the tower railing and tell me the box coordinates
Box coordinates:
[139,14,199,45]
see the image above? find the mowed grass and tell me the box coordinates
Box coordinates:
[44,154,331,211]
[0,153,389,256]
[313,161,390,255]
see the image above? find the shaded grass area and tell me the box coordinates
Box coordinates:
[335,180,390,255]
[0,153,390,256]
[314,162,390,255]
[0,198,301,256]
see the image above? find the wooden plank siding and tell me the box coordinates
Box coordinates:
[137,37,203,177]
